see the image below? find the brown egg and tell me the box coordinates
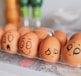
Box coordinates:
[1,30,20,54]
[70,32,81,40]
[18,26,30,36]
[39,36,61,63]
[34,27,48,40]
[18,32,39,58]
[54,30,67,47]
[4,24,18,32]
[0,29,4,48]
[62,39,81,67]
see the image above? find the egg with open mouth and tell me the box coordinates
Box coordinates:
[1,30,19,54]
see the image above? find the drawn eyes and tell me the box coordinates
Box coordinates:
[3,34,14,43]
[73,48,81,55]
[53,49,58,54]
[2,36,6,43]
[20,40,25,48]
[67,44,73,51]
[45,48,58,55]
[45,49,51,55]
[8,34,13,42]
[26,41,32,49]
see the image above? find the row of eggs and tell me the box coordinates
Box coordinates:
[0,24,81,67]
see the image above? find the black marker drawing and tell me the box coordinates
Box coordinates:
[73,48,81,55]
[26,41,32,49]
[6,44,10,50]
[8,34,14,42]
[67,44,73,51]
[45,48,51,55]
[54,49,58,54]
[20,40,25,48]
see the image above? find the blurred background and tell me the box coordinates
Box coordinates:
[0,0,81,33]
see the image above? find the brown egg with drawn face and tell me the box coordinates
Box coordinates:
[18,26,30,36]
[18,32,39,58]
[1,30,20,54]
[62,39,81,67]
[34,27,48,40]
[39,36,61,63]
[70,32,81,41]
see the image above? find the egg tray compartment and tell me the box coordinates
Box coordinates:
[1,27,81,68]
[1,49,81,68]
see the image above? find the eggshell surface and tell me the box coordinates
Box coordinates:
[18,32,39,58]
[1,30,20,54]
[39,36,61,63]
[4,24,18,32]
[70,32,81,40]
[54,30,67,47]
[18,26,30,36]
[62,39,81,66]
[34,27,48,40]
[0,29,3,48]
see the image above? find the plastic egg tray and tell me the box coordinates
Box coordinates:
[1,26,81,68]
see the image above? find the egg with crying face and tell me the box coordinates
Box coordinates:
[1,30,20,54]
[18,32,39,58]
[62,39,81,67]
[39,36,61,63]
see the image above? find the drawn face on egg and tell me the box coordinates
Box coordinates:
[1,30,19,54]
[19,32,39,57]
[62,39,81,65]
[67,44,81,56]
[19,37,32,55]
[39,37,60,63]
[44,48,58,56]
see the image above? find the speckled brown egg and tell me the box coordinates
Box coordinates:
[54,30,67,47]
[18,26,30,36]
[70,32,81,41]
[62,39,81,67]
[1,30,20,54]
[18,32,39,58]
[3,23,18,32]
[39,36,61,63]
[34,27,48,40]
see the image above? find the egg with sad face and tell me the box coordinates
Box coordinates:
[1,30,19,54]
[39,36,61,63]
[62,39,81,67]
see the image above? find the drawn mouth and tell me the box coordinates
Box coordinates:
[21,50,31,56]
[6,44,10,50]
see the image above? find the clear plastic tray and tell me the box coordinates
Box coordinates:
[1,27,81,68]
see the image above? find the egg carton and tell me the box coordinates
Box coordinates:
[1,26,81,68]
